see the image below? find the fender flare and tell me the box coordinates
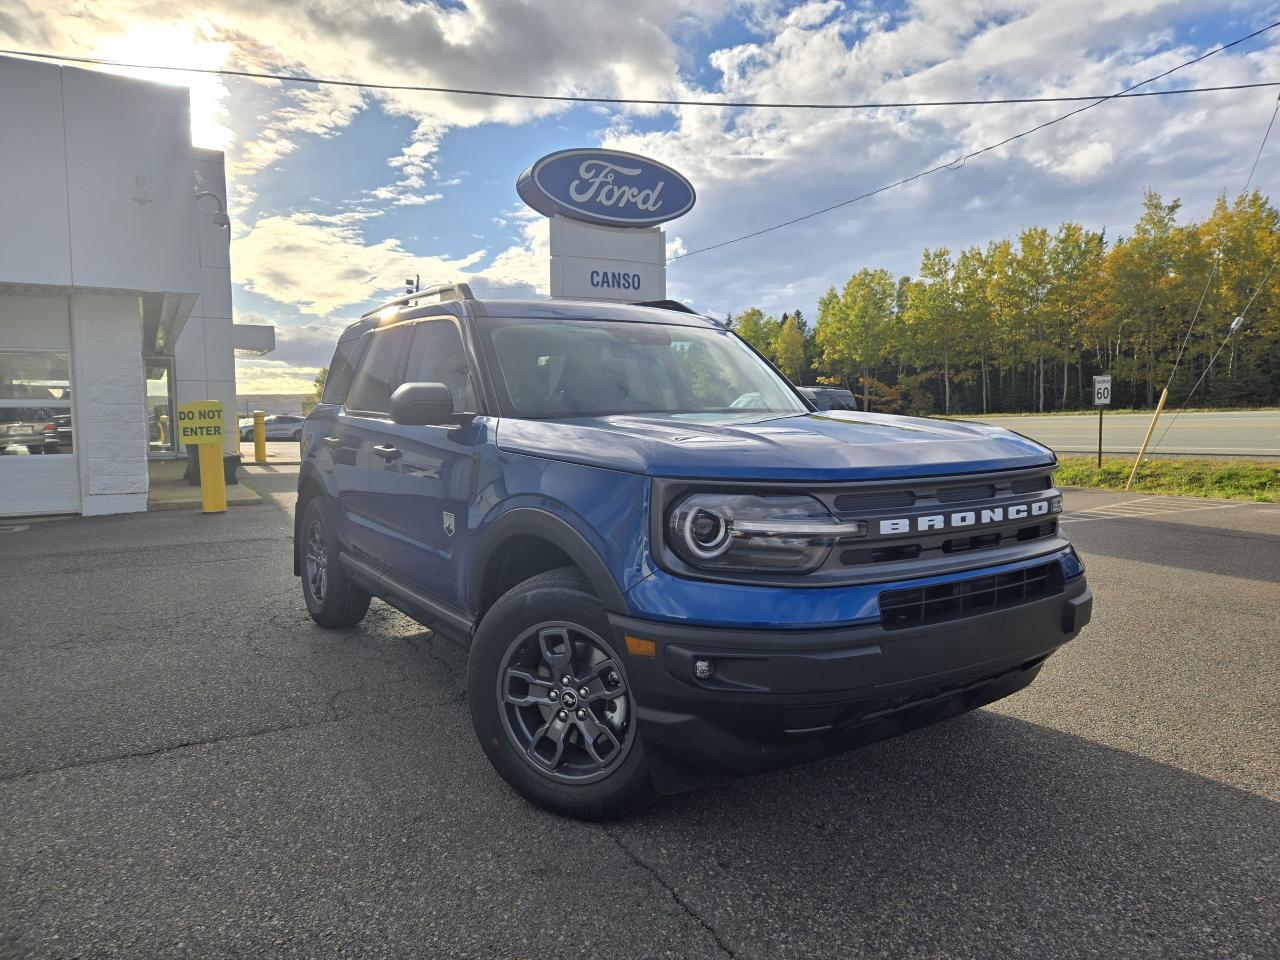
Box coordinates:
[469,507,629,616]
[292,462,327,577]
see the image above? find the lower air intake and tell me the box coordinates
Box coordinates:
[878,561,1063,629]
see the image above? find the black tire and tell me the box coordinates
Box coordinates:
[468,568,654,820]
[299,496,371,628]
[292,429,302,441]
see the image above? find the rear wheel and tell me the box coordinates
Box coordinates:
[299,496,370,628]
[468,568,653,820]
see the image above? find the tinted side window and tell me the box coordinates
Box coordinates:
[406,320,476,413]
[321,336,364,405]
[345,327,409,415]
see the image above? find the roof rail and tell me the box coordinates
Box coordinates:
[633,299,698,315]
[361,282,475,319]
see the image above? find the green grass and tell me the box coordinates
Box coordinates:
[1055,456,1279,502]
[942,406,1278,418]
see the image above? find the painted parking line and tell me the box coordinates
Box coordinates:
[1061,497,1244,523]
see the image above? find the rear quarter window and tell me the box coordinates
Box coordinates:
[320,336,365,405]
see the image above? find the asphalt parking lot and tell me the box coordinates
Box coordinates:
[2,467,1277,959]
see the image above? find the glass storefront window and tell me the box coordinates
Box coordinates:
[0,350,73,455]
[145,358,177,453]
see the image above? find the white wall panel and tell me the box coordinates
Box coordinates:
[173,317,207,382]
[0,59,72,287]
[61,66,201,296]
[70,293,148,515]
[0,294,71,348]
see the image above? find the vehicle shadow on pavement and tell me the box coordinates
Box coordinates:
[1068,516,1280,584]
[609,709,1278,958]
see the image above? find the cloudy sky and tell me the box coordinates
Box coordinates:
[4,1,1278,392]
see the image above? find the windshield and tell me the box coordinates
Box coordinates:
[479,318,807,420]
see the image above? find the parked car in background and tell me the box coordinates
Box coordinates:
[0,407,71,454]
[798,386,859,411]
[240,414,305,442]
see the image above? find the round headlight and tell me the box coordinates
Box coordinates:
[682,504,732,559]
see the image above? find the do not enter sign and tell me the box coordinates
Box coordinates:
[177,400,224,446]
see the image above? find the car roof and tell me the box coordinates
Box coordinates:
[339,297,720,342]
[471,298,716,327]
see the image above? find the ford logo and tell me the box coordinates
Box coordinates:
[516,148,696,228]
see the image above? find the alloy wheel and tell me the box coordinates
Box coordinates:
[497,622,634,784]
[305,517,328,603]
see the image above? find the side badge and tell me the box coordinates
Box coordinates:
[443,511,456,537]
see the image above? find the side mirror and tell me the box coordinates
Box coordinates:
[389,382,456,426]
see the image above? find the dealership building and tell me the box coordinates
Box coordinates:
[0,56,272,518]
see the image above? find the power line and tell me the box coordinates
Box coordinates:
[0,46,1276,110]
[1150,259,1276,453]
[669,20,1280,261]
[1243,91,1280,194]
[1162,90,1280,394]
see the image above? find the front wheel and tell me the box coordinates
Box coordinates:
[468,568,654,820]
[299,496,371,628]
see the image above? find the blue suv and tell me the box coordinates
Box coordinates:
[295,284,1091,819]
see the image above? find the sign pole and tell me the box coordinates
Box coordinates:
[1092,374,1111,470]
[1097,404,1103,469]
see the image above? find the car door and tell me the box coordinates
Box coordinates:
[363,317,485,608]
[334,324,412,558]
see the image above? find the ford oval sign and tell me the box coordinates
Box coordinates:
[517,148,695,228]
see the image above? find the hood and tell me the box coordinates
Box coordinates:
[495,410,1055,481]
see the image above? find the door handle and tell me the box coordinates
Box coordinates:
[373,444,402,461]
[322,435,343,449]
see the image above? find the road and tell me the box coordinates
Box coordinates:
[966,409,1280,457]
[1,467,1276,959]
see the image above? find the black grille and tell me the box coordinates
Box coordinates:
[841,521,1056,566]
[937,483,995,503]
[833,490,915,512]
[1011,475,1051,494]
[878,561,1062,629]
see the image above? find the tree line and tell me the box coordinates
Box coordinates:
[726,189,1279,415]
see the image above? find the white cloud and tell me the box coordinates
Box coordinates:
[1054,141,1116,180]
[231,84,365,176]
[394,193,444,206]
[231,211,486,315]
[9,0,1278,325]
[234,357,324,394]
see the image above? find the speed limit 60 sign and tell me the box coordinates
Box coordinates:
[1093,375,1112,406]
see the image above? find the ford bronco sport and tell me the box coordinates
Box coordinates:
[295,283,1091,819]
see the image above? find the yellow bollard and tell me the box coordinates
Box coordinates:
[197,440,227,513]
[158,414,169,446]
[177,399,228,514]
[253,409,267,463]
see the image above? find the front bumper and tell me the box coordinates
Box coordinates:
[609,573,1091,793]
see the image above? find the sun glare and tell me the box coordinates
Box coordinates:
[91,23,235,150]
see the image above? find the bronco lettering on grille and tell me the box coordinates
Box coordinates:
[878,499,1056,535]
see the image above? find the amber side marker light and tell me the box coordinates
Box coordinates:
[625,635,657,658]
